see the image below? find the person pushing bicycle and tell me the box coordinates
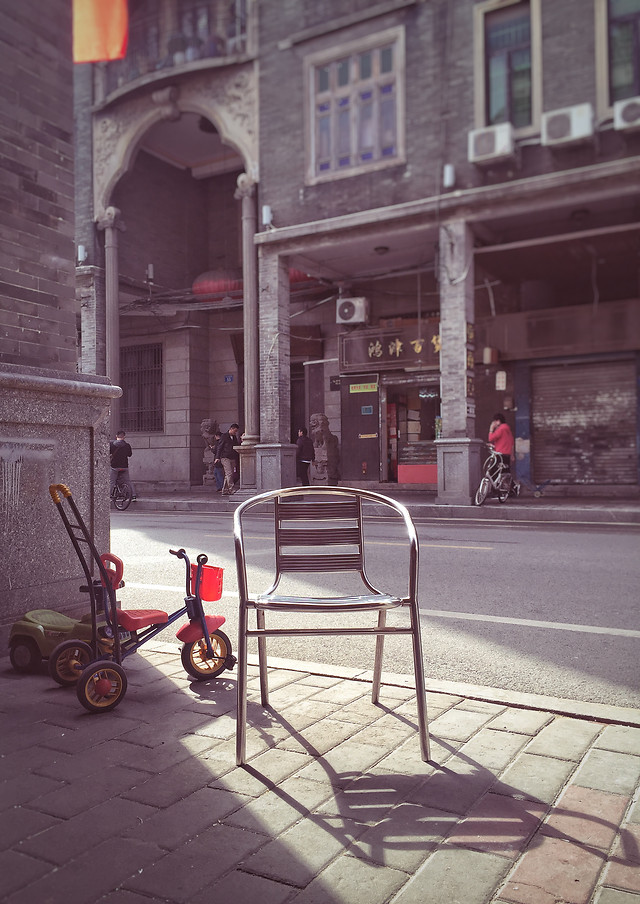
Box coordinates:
[488,413,514,469]
[110,430,136,500]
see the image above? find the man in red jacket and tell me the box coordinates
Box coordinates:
[488,413,514,467]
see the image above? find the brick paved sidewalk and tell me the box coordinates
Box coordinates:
[1,645,639,904]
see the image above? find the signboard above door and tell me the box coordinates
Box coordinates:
[339,321,440,373]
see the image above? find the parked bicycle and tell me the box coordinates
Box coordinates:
[475,444,520,505]
[111,471,132,511]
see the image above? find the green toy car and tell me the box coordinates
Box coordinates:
[9,609,96,673]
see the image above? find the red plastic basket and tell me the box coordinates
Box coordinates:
[190,563,223,602]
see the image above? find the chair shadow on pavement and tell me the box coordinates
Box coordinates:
[232,694,638,900]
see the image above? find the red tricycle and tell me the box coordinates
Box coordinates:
[45,484,235,713]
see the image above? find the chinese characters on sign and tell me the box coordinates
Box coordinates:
[339,322,441,373]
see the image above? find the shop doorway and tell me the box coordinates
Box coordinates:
[385,378,440,484]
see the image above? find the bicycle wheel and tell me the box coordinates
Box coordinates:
[497,475,512,503]
[114,484,132,511]
[475,477,490,506]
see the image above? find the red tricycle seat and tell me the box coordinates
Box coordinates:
[116,609,169,631]
[176,614,226,643]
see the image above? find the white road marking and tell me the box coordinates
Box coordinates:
[421,608,640,638]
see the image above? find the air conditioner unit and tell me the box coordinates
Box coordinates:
[468,123,515,165]
[541,103,594,147]
[613,96,640,132]
[336,297,369,324]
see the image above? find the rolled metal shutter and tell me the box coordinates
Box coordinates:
[531,360,637,485]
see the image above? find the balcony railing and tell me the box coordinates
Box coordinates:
[102,0,250,98]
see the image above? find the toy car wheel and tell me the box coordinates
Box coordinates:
[49,640,94,686]
[474,477,490,506]
[181,630,233,680]
[76,662,127,713]
[10,637,42,673]
[114,485,132,511]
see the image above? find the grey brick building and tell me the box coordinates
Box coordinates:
[73,0,640,501]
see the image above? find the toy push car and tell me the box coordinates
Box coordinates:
[9,609,96,674]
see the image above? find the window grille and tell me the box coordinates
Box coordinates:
[120,343,163,433]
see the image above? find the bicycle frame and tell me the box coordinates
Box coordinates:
[475,445,518,505]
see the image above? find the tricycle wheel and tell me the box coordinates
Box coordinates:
[76,662,127,712]
[49,640,94,686]
[181,630,234,680]
[474,477,490,506]
[10,637,42,673]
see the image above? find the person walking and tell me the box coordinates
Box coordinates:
[216,423,240,495]
[110,430,136,499]
[212,430,225,492]
[295,427,315,485]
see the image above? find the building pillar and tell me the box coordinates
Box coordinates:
[97,206,125,434]
[255,248,296,490]
[436,219,483,504]
[234,173,259,494]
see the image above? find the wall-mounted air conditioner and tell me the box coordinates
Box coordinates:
[468,123,515,165]
[613,96,640,132]
[541,103,594,147]
[336,297,369,324]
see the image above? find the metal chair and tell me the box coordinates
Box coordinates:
[233,485,430,765]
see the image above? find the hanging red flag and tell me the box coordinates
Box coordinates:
[73,0,129,63]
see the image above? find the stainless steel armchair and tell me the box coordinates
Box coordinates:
[233,486,430,765]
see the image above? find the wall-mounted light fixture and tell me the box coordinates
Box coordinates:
[442,163,456,190]
[262,204,273,228]
[146,263,154,283]
[77,244,88,264]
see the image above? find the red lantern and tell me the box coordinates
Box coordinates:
[192,270,243,296]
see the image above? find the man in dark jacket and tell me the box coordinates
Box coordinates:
[110,430,136,498]
[296,427,315,485]
[215,423,240,495]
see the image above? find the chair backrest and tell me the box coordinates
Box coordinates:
[234,486,418,601]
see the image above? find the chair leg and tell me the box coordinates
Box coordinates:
[236,605,249,766]
[410,604,430,762]
[372,610,386,704]
[257,609,269,706]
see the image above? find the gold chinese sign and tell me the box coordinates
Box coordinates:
[339,321,441,373]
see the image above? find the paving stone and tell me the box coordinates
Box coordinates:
[309,681,369,706]
[0,772,64,811]
[123,823,266,901]
[627,795,640,824]
[499,835,607,904]
[288,853,407,904]
[296,674,342,688]
[495,752,577,804]
[348,802,457,871]
[525,716,604,761]
[18,797,157,864]
[124,786,249,849]
[407,758,499,816]
[595,725,640,756]
[274,698,336,731]
[316,771,423,826]
[241,814,368,887]
[0,744,71,782]
[574,749,640,796]
[0,805,59,851]
[374,732,456,775]
[293,738,389,786]
[118,756,216,808]
[488,709,554,735]
[6,837,163,904]
[600,858,640,894]
[0,848,55,899]
[428,707,495,741]
[445,791,547,859]
[593,889,640,904]
[42,712,142,753]
[391,847,511,904]
[224,775,334,834]
[456,700,507,716]
[115,733,221,773]
[276,718,364,758]
[611,822,640,864]
[190,869,294,904]
[541,785,629,850]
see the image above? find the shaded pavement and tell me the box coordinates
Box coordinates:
[2,643,639,904]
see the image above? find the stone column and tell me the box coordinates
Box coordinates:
[97,206,125,434]
[255,247,296,490]
[234,173,259,494]
[436,219,483,504]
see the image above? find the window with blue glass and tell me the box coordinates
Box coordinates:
[485,1,532,128]
[609,0,640,102]
[312,37,400,179]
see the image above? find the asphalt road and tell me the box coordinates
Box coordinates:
[110,510,640,710]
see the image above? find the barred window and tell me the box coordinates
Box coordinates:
[120,343,163,432]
